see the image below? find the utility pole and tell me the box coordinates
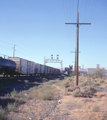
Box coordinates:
[13,45,16,57]
[65,0,91,86]
[70,49,81,75]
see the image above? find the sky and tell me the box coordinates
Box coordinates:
[0,0,107,70]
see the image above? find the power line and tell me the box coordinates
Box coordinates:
[0,40,36,58]
[0,40,14,45]
[0,45,13,50]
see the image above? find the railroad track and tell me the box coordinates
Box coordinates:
[0,75,61,82]
[0,75,62,96]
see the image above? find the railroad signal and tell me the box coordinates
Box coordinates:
[57,54,59,59]
[51,54,53,59]
[44,55,63,73]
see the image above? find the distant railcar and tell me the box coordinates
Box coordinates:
[44,65,48,74]
[40,64,44,75]
[35,63,41,74]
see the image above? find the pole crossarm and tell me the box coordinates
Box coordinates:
[65,23,91,25]
[70,51,81,53]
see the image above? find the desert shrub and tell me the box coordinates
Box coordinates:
[10,89,18,98]
[18,90,26,97]
[47,81,55,85]
[35,86,38,89]
[62,79,73,88]
[42,84,51,89]
[55,79,60,82]
[69,72,75,77]
[93,106,100,112]
[68,87,75,92]
[76,104,82,109]
[28,83,55,99]
[93,83,100,87]
[5,93,10,98]
[48,79,60,85]
[0,107,6,120]
[63,111,70,115]
[54,79,61,86]
[86,81,95,86]
[64,81,70,88]
[94,69,106,79]
[64,77,68,80]
[40,91,54,100]
[86,81,100,87]
[24,80,29,84]
[99,80,105,83]
[28,79,60,99]
[38,84,43,89]
[7,102,17,112]
[72,88,80,97]
[72,86,97,97]
[15,99,25,105]
[42,78,48,82]
[27,90,38,98]
[79,82,87,87]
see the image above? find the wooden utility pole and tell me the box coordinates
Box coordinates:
[13,45,16,57]
[70,49,81,75]
[65,0,91,86]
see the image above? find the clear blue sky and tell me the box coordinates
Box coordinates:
[0,0,107,69]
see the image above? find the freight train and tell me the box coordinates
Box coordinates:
[0,57,60,76]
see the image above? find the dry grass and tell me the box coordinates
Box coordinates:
[5,93,10,98]
[93,106,100,112]
[10,89,18,98]
[1,75,107,120]
[27,79,62,100]
[7,102,17,112]
[24,80,29,84]
[76,103,82,109]
[0,106,6,120]
[40,91,54,100]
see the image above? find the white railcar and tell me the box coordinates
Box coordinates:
[40,64,44,74]
[35,63,41,74]
[8,57,35,75]
[44,65,48,74]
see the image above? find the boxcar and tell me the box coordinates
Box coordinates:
[40,64,44,74]
[35,63,41,74]
[8,57,35,75]
[44,65,48,74]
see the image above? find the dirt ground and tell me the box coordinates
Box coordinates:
[45,85,107,120]
[1,76,107,120]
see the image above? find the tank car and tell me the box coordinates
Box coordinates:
[0,57,16,75]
